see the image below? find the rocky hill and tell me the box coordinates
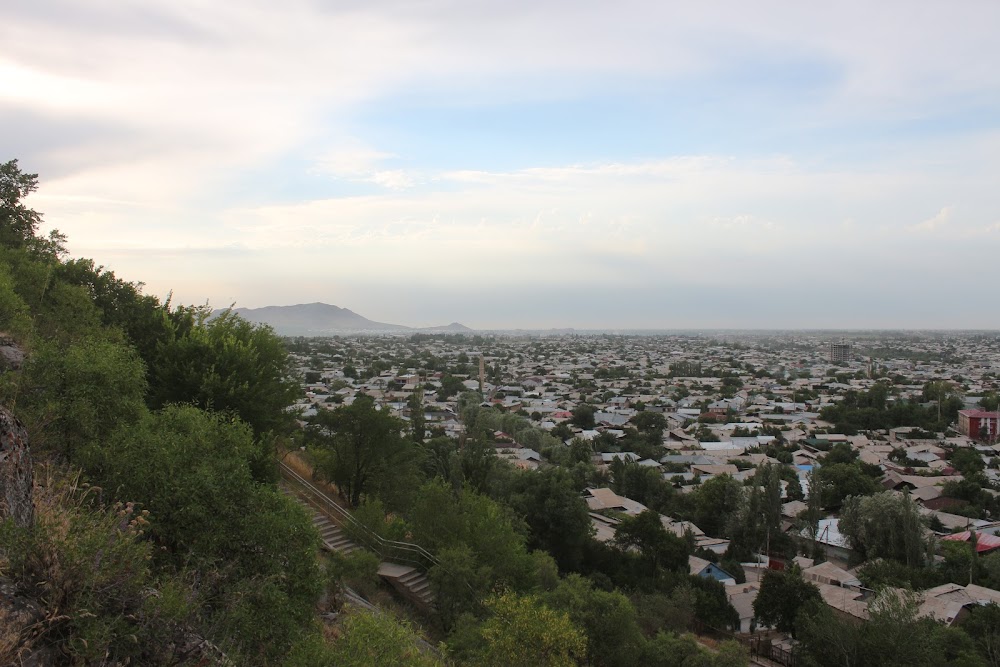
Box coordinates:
[220,303,473,336]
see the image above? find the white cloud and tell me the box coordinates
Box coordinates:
[912,206,952,232]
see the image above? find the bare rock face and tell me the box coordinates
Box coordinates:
[0,406,33,529]
[0,333,25,371]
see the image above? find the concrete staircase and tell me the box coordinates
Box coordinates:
[281,483,435,611]
[310,510,363,555]
[377,562,436,610]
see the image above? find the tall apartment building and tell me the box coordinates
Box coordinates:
[829,343,852,363]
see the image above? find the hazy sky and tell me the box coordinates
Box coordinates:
[4,1,1000,329]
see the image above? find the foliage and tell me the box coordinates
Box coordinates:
[307,395,416,506]
[464,592,587,667]
[149,307,300,436]
[796,589,984,667]
[407,480,535,590]
[543,574,646,667]
[54,258,174,369]
[504,466,595,571]
[325,547,382,600]
[962,603,1000,667]
[16,337,148,459]
[727,464,782,559]
[752,566,821,634]
[571,403,596,429]
[79,405,323,664]
[690,474,744,538]
[611,457,678,514]
[0,159,43,250]
[819,383,962,434]
[613,509,691,575]
[813,462,881,509]
[640,631,747,667]
[0,471,198,665]
[320,608,444,667]
[431,545,493,630]
[839,492,935,567]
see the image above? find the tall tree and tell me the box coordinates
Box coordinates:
[0,159,41,249]
[505,467,595,571]
[839,491,934,567]
[752,566,821,635]
[613,509,690,575]
[307,396,413,506]
[149,307,300,436]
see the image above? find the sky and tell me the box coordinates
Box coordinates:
[4,0,1000,329]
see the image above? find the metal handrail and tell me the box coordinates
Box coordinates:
[279,461,439,571]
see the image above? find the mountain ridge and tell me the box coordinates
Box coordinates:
[218,302,474,335]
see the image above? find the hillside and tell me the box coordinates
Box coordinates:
[222,302,473,335]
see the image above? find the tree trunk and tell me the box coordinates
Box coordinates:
[0,406,33,529]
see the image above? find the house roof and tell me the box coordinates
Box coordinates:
[585,488,647,515]
[803,561,860,588]
[940,530,1000,553]
[959,410,1000,418]
[817,583,869,620]
[689,555,712,576]
[726,584,759,623]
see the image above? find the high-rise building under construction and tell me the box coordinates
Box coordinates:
[829,343,852,363]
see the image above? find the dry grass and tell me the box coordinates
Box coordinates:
[280,449,346,502]
[0,607,23,665]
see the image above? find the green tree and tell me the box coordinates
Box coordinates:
[307,608,443,667]
[752,566,821,635]
[691,474,745,537]
[18,337,147,459]
[408,480,534,589]
[469,592,587,667]
[307,396,414,506]
[950,447,986,477]
[408,388,426,442]
[0,159,42,249]
[504,467,595,571]
[54,258,174,370]
[149,307,300,436]
[839,492,934,567]
[632,410,667,443]
[571,403,596,429]
[543,574,645,667]
[80,405,323,663]
[814,462,880,509]
[963,603,1000,667]
[613,509,690,575]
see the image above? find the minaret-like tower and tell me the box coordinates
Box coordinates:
[479,354,485,394]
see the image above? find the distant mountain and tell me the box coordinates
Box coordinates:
[220,303,473,336]
[419,322,474,333]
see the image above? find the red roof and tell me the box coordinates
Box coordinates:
[958,410,1000,419]
[941,531,1000,553]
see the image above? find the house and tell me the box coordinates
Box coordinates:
[806,518,854,563]
[689,556,736,584]
[726,582,760,634]
[917,583,1000,626]
[802,561,861,589]
[584,488,647,515]
[816,583,869,622]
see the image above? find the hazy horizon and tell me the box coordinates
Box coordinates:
[5,1,1000,329]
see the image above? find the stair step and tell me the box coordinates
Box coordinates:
[408,582,432,597]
